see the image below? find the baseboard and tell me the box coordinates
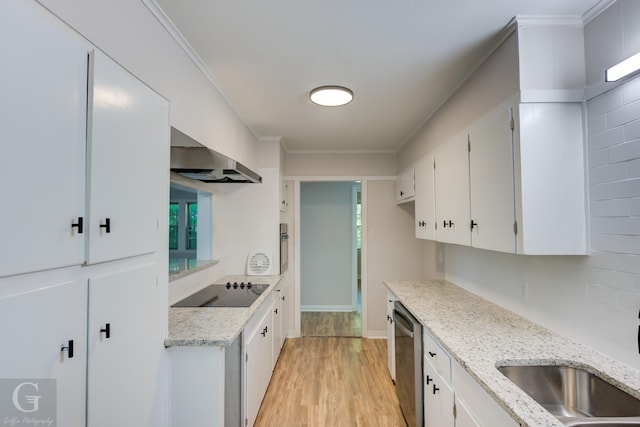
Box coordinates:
[301,305,354,312]
[365,330,387,339]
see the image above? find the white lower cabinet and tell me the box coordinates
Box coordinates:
[424,357,455,427]
[245,299,275,427]
[455,398,481,427]
[423,329,517,427]
[0,280,87,426]
[87,263,165,427]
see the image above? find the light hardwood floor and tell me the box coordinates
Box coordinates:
[254,337,407,427]
[301,311,362,337]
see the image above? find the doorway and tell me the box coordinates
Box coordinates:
[299,181,362,337]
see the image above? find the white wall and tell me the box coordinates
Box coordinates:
[300,181,356,310]
[37,0,260,170]
[401,2,640,369]
[366,181,423,337]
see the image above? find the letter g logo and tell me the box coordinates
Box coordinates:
[12,382,41,413]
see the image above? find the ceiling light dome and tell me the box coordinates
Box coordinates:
[309,86,353,107]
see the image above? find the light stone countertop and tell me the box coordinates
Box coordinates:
[384,280,640,427]
[165,274,282,347]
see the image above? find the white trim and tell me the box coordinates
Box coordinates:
[301,305,354,312]
[360,180,368,338]
[366,331,387,339]
[513,15,584,27]
[519,89,586,103]
[582,0,617,25]
[286,149,397,154]
[286,175,396,182]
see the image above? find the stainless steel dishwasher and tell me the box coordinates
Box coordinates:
[394,301,423,427]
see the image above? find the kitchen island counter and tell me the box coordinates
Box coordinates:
[165,274,282,347]
[384,280,640,427]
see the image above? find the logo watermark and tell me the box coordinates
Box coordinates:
[0,380,55,426]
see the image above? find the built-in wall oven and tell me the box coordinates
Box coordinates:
[394,301,424,427]
[279,223,288,274]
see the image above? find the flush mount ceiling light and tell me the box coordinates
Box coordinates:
[309,86,353,107]
[605,52,640,82]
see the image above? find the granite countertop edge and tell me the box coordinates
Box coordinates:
[384,280,640,427]
[165,274,283,348]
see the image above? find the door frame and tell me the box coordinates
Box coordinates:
[292,177,368,338]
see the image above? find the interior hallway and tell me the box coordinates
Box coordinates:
[254,337,406,427]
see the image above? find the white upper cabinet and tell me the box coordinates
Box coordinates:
[86,50,170,264]
[415,154,436,240]
[0,1,89,278]
[396,167,415,203]
[513,101,586,254]
[434,131,471,247]
[417,19,587,255]
[468,101,517,253]
[0,1,170,277]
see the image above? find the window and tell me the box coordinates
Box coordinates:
[186,202,197,250]
[169,203,179,250]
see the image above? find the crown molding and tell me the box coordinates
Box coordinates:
[583,0,617,25]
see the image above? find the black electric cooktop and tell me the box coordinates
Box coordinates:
[172,282,269,308]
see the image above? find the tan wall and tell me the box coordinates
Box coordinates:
[285,152,397,177]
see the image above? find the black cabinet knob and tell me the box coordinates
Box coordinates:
[428,351,436,357]
[470,220,478,231]
[100,323,111,339]
[433,384,440,394]
[61,340,74,359]
[99,218,111,233]
[426,375,432,384]
[71,217,84,234]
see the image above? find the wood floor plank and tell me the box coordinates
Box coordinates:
[301,312,362,337]
[254,337,407,427]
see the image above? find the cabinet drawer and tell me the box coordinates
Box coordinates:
[423,330,451,381]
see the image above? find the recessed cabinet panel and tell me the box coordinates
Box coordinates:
[87,263,165,427]
[424,358,454,427]
[245,305,274,427]
[0,1,88,277]
[469,102,516,253]
[86,50,169,264]
[0,280,87,426]
[415,154,436,240]
[435,131,471,246]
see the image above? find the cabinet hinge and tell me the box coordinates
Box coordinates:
[245,418,248,427]
[433,159,436,170]
[246,353,248,362]
[453,403,457,418]
[510,117,515,130]
[513,221,518,235]
[467,134,471,152]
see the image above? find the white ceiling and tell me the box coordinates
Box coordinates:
[154,0,602,152]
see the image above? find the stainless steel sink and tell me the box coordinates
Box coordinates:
[497,364,640,425]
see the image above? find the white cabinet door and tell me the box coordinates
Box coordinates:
[386,293,396,382]
[0,280,87,426]
[396,167,415,202]
[245,305,274,427]
[469,103,516,253]
[455,398,481,427]
[272,288,284,365]
[0,0,88,278]
[435,131,471,246]
[424,359,455,427]
[87,263,166,427]
[86,50,169,264]
[415,154,436,240]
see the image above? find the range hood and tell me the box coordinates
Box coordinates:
[170,128,262,184]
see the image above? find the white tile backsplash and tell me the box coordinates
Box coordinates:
[608,99,640,128]
[591,199,630,217]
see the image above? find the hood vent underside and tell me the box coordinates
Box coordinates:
[170,129,262,184]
